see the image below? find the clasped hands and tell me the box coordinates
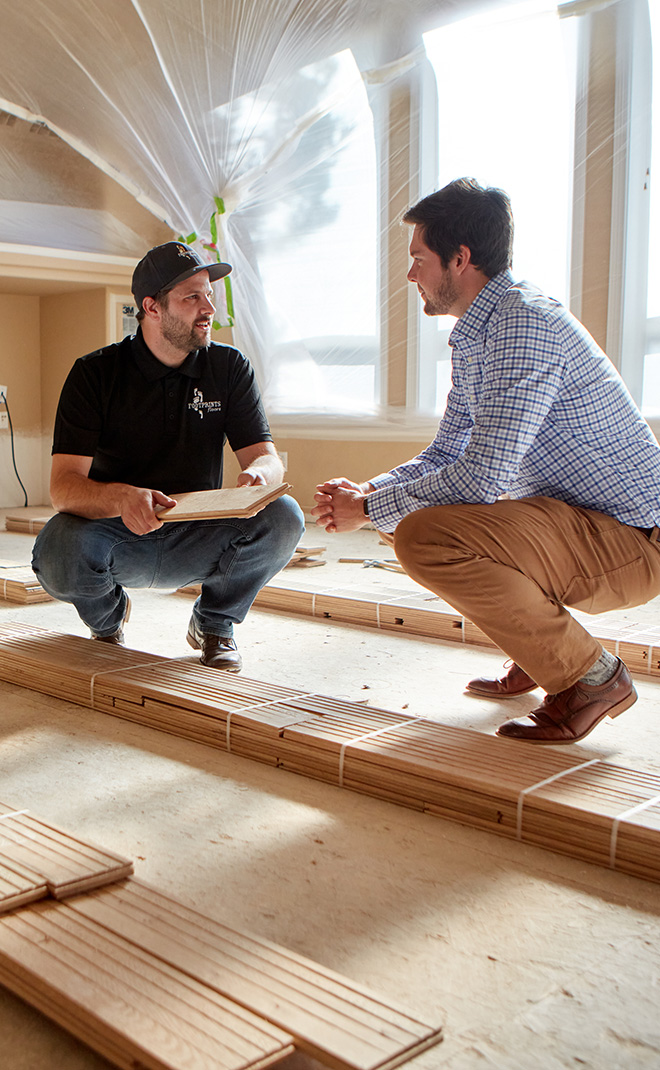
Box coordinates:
[312,478,369,534]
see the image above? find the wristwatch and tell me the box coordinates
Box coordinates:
[363,497,370,516]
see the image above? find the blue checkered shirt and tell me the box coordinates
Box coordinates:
[368,270,660,534]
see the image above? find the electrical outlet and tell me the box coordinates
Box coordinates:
[0,385,6,402]
[0,415,7,430]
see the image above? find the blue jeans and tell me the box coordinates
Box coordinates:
[32,495,305,639]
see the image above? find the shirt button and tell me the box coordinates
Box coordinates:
[169,414,175,420]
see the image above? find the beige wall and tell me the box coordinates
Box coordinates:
[0,293,41,431]
[0,293,44,505]
[40,288,108,433]
[0,284,114,506]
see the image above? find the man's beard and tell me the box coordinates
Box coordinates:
[160,308,211,351]
[422,274,458,317]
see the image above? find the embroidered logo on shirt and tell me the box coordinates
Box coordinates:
[189,387,222,418]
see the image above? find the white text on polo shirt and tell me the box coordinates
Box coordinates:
[189,387,222,418]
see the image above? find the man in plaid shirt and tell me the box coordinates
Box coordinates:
[313,178,660,745]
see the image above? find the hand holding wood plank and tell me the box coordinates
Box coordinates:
[156,483,292,522]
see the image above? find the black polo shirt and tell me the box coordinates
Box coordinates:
[52,329,272,494]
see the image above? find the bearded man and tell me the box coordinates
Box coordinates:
[33,242,303,670]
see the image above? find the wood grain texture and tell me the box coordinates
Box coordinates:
[67,879,443,1070]
[0,803,133,898]
[157,484,291,522]
[1,623,659,884]
[0,898,295,1070]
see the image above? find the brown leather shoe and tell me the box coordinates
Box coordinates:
[466,660,538,699]
[496,658,636,744]
[186,617,242,672]
[91,595,131,645]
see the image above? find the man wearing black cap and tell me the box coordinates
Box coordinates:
[32,242,304,671]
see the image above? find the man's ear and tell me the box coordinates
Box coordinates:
[141,295,161,321]
[452,245,473,276]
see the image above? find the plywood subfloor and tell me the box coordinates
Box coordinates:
[1,517,660,1069]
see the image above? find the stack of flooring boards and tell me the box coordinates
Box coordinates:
[0,802,133,913]
[3,506,55,534]
[0,802,442,1070]
[0,562,52,604]
[0,622,659,884]
[252,579,660,678]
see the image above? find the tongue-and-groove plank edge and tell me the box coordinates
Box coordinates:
[0,809,443,1070]
[0,623,659,885]
[0,802,133,910]
[67,879,442,1070]
[0,898,295,1070]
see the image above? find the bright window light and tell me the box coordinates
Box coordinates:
[422,1,576,414]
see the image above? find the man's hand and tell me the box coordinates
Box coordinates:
[234,442,284,487]
[119,487,177,535]
[50,455,176,535]
[312,478,369,533]
[236,468,268,487]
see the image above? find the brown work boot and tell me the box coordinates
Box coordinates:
[466,660,538,699]
[186,616,242,672]
[496,658,636,744]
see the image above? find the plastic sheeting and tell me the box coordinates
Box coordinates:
[0,0,655,417]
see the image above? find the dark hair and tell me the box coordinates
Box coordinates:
[403,178,513,278]
[135,286,171,323]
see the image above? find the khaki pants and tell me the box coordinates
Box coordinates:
[389,496,660,694]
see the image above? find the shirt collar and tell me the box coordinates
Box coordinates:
[448,269,515,346]
[131,327,204,381]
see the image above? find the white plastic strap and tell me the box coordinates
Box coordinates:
[609,793,660,868]
[89,658,185,709]
[516,759,601,840]
[225,692,318,753]
[0,810,29,821]
[647,646,655,674]
[338,717,424,788]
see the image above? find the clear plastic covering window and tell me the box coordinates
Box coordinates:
[232,50,378,415]
[421,2,577,417]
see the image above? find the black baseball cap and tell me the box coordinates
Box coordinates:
[132,241,232,311]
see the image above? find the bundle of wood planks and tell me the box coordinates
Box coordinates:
[0,805,442,1070]
[0,623,659,884]
[252,580,660,678]
[0,563,52,604]
[0,803,133,913]
[4,507,55,534]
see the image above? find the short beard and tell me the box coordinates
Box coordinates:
[422,275,459,317]
[160,306,211,352]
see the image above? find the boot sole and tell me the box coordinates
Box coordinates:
[466,684,538,699]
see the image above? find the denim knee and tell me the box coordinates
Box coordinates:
[32,513,107,596]
[270,494,306,549]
